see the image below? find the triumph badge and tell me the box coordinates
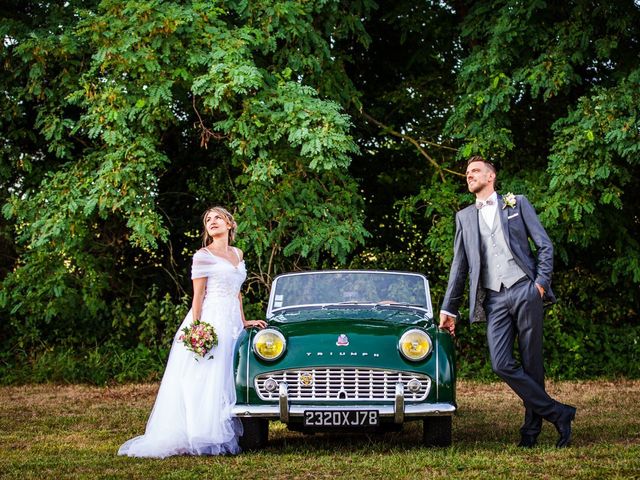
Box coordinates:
[299,372,313,386]
[336,334,349,346]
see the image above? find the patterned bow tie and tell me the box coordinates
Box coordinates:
[476,199,495,209]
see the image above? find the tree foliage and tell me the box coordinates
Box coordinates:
[350,0,639,378]
[0,0,371,350]
[1,0,638,381]
[444,1,640,289]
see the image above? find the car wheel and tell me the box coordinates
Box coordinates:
[239,418,269,450]
[422,416,452,447]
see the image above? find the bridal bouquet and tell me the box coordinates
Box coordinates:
[178,319,218,360]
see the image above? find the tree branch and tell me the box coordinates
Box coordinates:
[360,110,464,180]
[192,95,227,148]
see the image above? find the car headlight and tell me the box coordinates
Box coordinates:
[253,329,286,361]
[399,329,432,362]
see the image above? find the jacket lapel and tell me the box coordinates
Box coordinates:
[466,204,480,242]
[464,205,481,269]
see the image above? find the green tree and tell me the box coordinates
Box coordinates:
[1,0,638,382]
[0,1,370,355]
[415,0,639,377]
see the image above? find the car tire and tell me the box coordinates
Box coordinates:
[239,418,269,450]
[422,416,452,447]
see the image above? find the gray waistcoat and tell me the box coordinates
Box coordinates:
[479,209,526,292]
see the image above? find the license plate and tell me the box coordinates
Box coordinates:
[303,410,379,427]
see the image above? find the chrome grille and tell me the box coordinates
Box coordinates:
[255,368,431,401]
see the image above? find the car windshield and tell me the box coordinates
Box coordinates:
[268,271,431,316]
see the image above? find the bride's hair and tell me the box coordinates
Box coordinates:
[201,206,237,247]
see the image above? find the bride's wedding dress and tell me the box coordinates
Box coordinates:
[118,248,246,458]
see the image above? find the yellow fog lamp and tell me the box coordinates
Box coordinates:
[253,329,286,361]
[399,329,432,362]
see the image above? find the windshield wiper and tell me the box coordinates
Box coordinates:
[374,302,425,308]
[321,301,368,309]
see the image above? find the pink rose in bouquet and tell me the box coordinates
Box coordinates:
[178,319,218,360]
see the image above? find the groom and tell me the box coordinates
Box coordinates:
[439,156,576,448]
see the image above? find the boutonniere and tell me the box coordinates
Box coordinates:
[502,192,516,209]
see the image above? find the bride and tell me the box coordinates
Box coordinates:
[118,206,267,458]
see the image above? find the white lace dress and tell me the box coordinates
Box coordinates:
[118,248,246,458]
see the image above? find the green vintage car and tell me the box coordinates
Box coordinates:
[233,270,456,449]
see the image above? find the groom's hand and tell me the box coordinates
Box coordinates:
[439,313,456,337]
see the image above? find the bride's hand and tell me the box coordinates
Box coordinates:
[244,319,268,329]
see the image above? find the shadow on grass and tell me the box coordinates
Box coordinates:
[255,393,625,453]
[250,412,518,454]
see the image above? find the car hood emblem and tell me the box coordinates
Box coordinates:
[336,334,349,346]
[299,372,313,386]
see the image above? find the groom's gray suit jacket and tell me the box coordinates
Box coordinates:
[441,193,556,323]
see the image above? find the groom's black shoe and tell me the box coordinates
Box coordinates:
[554,405,577,448]
[517,434,538,448]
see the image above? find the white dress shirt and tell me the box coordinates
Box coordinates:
[478,191,498,229]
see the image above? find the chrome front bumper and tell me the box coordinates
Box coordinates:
[232,382,456,423]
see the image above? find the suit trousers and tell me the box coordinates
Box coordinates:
[484,278,562,435]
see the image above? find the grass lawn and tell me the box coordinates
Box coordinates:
[1,380,639,479]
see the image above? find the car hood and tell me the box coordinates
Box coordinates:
[258,309,435,369]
